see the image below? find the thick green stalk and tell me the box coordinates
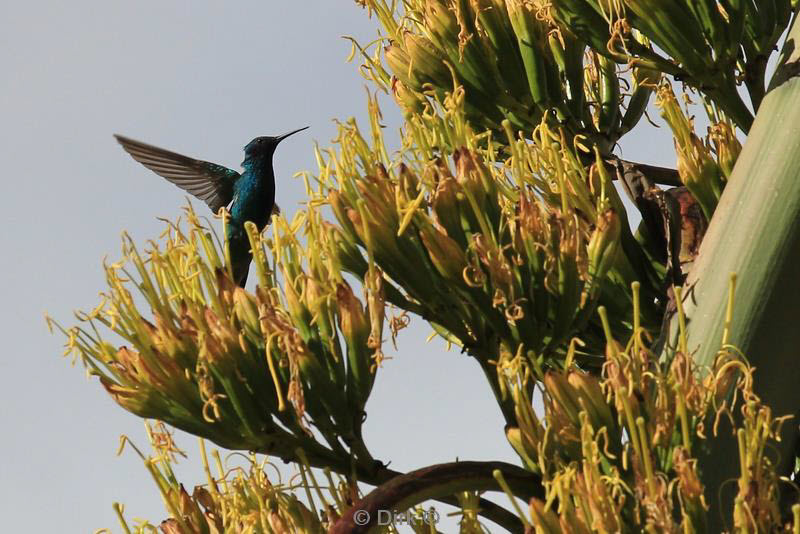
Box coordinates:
[663,15,800,529]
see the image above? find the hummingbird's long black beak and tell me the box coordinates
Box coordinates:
[276,126,309,143]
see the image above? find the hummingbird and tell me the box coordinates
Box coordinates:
[114,127,308,287]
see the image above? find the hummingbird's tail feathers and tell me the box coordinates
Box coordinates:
[235,265,249,288]
[114,134,238,213]
[229,241,253,288]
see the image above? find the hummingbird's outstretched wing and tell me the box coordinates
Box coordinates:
[114,134,238,213]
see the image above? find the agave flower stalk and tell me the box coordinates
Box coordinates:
[661,18,800,528]
[297,92,687,460]
[53,2,800,531]
[549,0,794,132]
[498,283,793,531]
[655,83,738,220]
[114,423,338,533]
[49,205,385,478]
[356,0,646,155]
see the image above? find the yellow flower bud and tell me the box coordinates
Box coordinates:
[419,223,468,282]
[336,283,369,348]
[391,77,425,116]
[586,209,621,284]
[384,42,418,90]
[403,31,451,87]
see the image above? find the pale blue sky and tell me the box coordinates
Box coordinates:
[0,2,677,531]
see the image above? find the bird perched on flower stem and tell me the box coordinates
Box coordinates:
[114,128,308,286]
